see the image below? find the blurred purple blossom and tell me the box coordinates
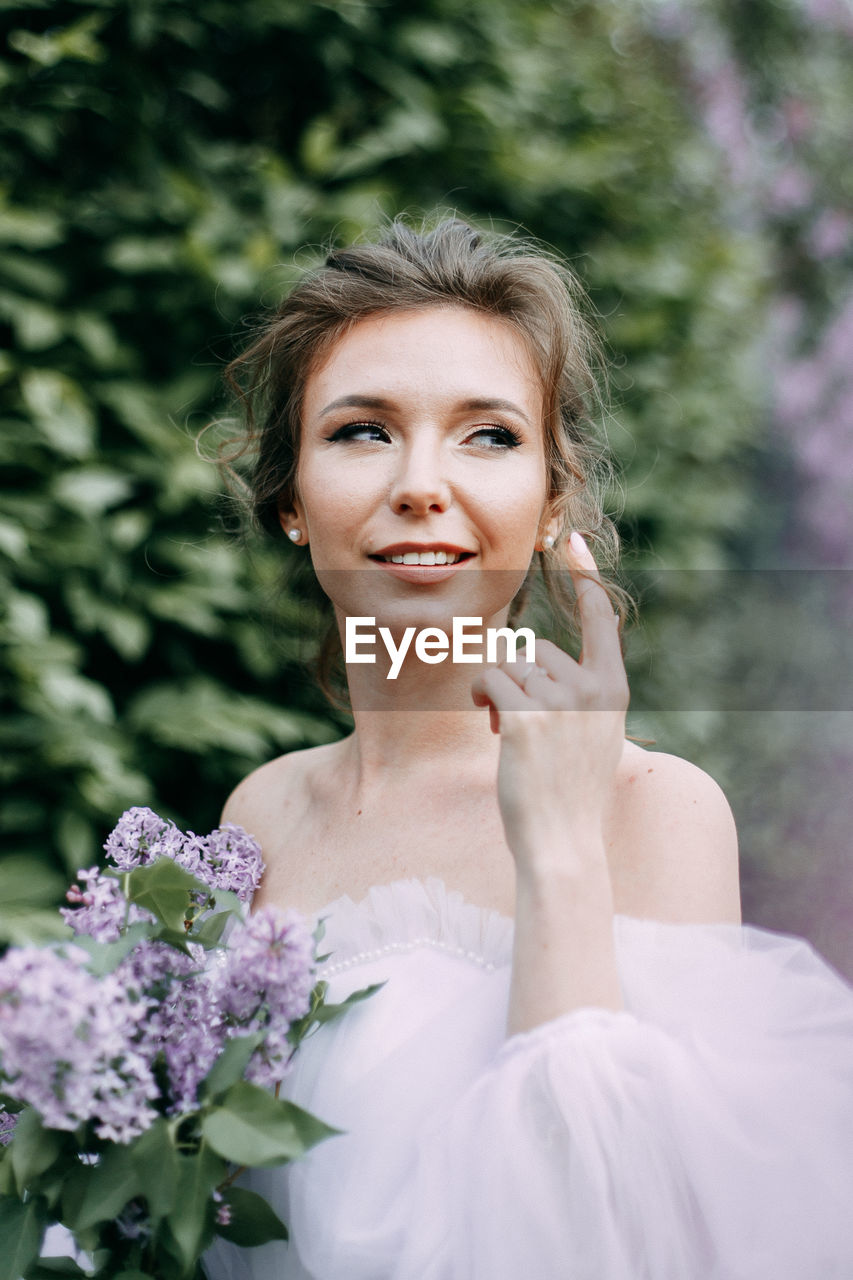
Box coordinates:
[697,61,753,186]
[145,963,225,1114]
[0,947,158,1142]
[767,165,813,216]
[213,1190,233,1227]
[805,209,849,262]
[649,3,853,565]
[121,936,199,994]
[62,866,153,942]
[221,907,315,1088]
[774,294,853,561]
[0,1106,17,1145]
[802,0,853,33]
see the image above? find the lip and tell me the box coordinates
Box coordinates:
[370,557,475,585]
[370,543,474,560]
[367,543,476,583]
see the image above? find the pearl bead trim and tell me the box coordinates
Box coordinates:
[319,935,500,978]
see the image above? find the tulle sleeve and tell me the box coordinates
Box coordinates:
[394,919,853,1279]
[207,882,853,1280]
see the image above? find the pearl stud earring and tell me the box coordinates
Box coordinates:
[543,534,555,550]
[287,529,302,543]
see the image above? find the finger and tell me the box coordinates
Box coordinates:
[498,657,551,694]
[471,666,530,729]
[498,658,567,708]
[511,637,576,685]
[565,531,623,674]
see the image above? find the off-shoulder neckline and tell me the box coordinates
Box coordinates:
[312,875,512,924]
[311,877,514,975]
[306,876,752,980]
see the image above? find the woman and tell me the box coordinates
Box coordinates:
[208,220,853,1279]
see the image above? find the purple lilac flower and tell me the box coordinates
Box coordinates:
[62,867,154,943]
[103,808,264,908]
[109,935,221,1113]
[0,947,158,1142]
[213,1191,232,1227]
[186,824,265,905]
[0,1106,17,1146]
[144,964,226,1114]
[104,807,185,870]
[120,936,200,997]
[220,908,315,1088]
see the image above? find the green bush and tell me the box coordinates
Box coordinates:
[5,0,807,943]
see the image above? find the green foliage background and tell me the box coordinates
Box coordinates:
[1,1,850,965]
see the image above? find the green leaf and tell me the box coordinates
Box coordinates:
[25,1259,89,1278]
[310,981,385,1024]
[149,925,194,956]
[9,1109,67,1193]
[0,1156,15,1196]
[0,1194,48,1280]
[8,14,106,68]
[163,1144,226,1269]
[199,1032,264,1101]
[63,1142,140,1233]
[52,467,133,517]
[0,208,62,249]
[288,981,384,1048]
[190,906,237,948]
[71,921,155,977]
[124,858,207,933]
[216,1185,289,1247]
[0,909,72,947]
[19,369,94,458]
[127,1118,177,1230]
[0,859,66,907]
[201,1082,341,1169]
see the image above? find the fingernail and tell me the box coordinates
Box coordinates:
[569,530,588,555]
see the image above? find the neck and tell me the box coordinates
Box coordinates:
[342,657,500,784]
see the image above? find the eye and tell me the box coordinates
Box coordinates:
[466,425,523,450]
[327,420,390,443]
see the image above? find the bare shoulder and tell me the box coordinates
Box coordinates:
[605,740,741,924]
[221,740,342,844]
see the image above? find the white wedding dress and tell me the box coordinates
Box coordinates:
[204,877,853,1280]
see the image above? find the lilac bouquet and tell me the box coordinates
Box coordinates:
[0,808,377,1280]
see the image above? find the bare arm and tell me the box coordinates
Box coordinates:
[472,534,740,1037]
[508,753,740,1033]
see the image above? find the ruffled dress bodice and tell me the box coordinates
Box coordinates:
[205,878,853,1280]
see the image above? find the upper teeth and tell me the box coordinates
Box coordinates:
[384,551,461,565]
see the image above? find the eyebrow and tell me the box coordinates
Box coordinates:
[319,394,533,427]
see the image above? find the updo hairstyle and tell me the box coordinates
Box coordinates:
[222,217,630,646]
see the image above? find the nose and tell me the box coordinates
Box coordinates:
[389,434,452,516]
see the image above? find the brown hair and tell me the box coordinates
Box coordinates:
[221,217,631,692]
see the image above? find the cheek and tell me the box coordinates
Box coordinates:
[299,470,368,544]
[483,463,548,529]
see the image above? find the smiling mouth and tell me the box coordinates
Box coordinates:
[370,551,474,566]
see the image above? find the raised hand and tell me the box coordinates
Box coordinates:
[470,531,629,880]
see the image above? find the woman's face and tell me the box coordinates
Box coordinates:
[286,306,554,635]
